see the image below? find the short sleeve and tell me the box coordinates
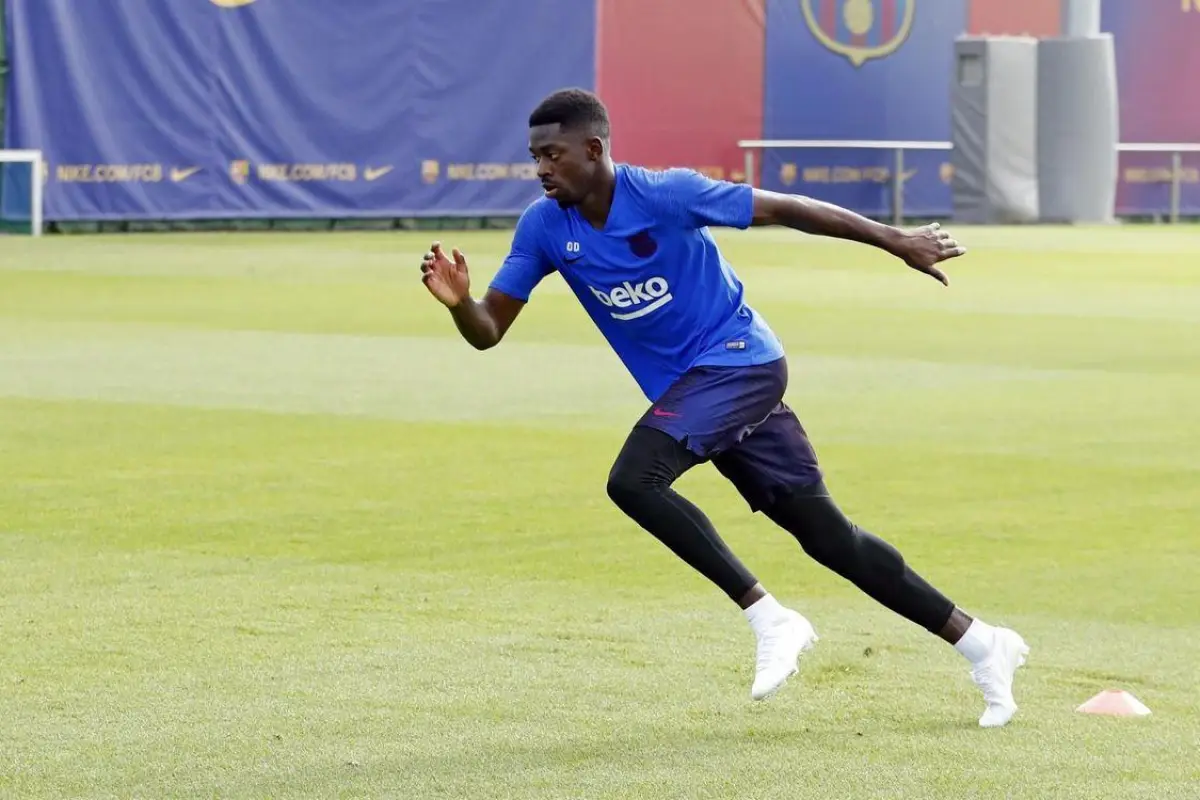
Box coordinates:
[488,204,556,302]
[658,168,754,230]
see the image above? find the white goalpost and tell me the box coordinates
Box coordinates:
[0,149,44,237]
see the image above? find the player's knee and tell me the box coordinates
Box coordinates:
[606,475,652,515]
[606,461,647,510]
[608,427,691,513]
[607,454,678,514]
[796,523,854,568]
[806,517,907,580]
[768,493,879,569]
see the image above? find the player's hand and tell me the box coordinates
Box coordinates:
[889,223,965,286]
[420,241,471,307]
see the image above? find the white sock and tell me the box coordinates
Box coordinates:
[954,618,996,664]
[743,593,787,636]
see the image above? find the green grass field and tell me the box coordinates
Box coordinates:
[1,226,1198,798]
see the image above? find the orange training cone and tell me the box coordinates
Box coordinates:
[1076,689,1151,717]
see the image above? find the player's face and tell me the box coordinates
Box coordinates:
[529,123,602,207]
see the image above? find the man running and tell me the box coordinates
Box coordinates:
[419,88,1028,727]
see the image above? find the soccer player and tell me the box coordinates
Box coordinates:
[419,88,1029,728]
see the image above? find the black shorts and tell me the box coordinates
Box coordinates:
[634,356,823,511]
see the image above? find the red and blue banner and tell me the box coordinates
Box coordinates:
[1103,0,1200,216]
[759,0,966,218]
[596,0,765,185]
[2,0,1196,222]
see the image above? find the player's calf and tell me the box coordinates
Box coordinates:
[607,428,820,700]
[763,487,956,633]
[606,427,759,603]
[763,484,1029,726]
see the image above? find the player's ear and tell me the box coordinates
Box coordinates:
[586,136,604,162]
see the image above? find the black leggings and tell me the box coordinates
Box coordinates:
[607,427,955,634]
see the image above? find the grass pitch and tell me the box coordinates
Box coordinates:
[1,225,1198,798]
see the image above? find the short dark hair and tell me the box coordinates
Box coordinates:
[528,88,610,139]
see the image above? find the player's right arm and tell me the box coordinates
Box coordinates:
[420,242,525,350]
[419,205,554,351]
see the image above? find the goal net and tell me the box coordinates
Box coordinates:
[0,149,44,236]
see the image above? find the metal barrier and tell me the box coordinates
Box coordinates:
[1117,143,1200,224]
[737,139,951,226]
[737,139,1200,224]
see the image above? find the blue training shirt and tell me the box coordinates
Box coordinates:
[488,164,785,402]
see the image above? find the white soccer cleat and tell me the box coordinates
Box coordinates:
[970,627,1030,727]
[750,610,818,701]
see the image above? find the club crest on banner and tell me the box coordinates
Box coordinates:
[800,0,915,67]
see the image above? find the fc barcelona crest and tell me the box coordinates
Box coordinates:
[800,0,915,67]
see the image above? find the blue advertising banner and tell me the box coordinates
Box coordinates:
[761,0,966,218]
[3,0,596,222]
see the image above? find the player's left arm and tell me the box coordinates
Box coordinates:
[664,168,963,286]
[750,188,965,286]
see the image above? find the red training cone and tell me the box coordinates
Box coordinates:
[1076,689,1151,717]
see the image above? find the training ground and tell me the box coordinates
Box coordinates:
[1,226,1197,798]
